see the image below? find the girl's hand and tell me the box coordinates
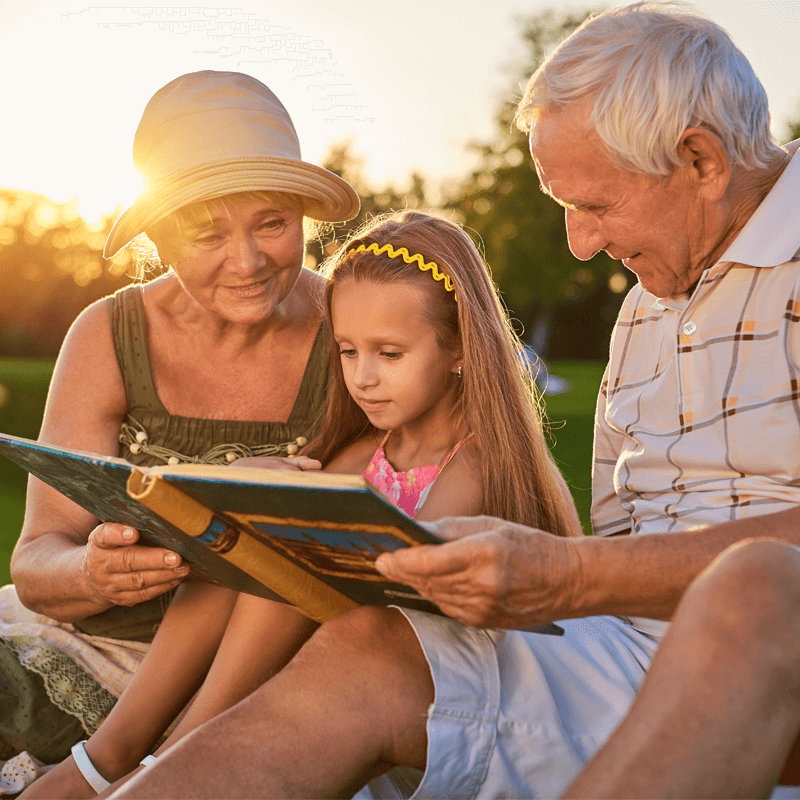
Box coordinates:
[233,455,322,471]
[375,516,581,630]
[83,522,189,607]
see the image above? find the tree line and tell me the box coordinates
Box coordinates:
[1,9,798,361]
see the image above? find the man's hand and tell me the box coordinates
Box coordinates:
[82,522,189,608]
[375,516,581,629]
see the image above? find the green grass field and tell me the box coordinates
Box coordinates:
[540,362,605,535]
[0,359,604,586]
[0,359,54,585]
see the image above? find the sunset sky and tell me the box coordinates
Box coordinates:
[2,1,798,221]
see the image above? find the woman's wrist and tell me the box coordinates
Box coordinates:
[13,536,113,621]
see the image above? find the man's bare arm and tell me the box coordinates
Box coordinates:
[375,505,800,629]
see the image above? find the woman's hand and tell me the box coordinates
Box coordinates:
[233,455,322,471]
[82,522,189,607]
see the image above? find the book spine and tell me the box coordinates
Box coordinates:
[126,471,359,623]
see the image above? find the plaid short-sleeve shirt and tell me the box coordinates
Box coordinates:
[592,151,800,547]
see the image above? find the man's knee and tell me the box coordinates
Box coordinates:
[292,606,430,691]
[681,539,800,675]
[692,539,800,607]
[303,606,414,660]
[277,606,433,767]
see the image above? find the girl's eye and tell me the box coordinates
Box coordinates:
[381,351,402,360]
[339,349,356,358]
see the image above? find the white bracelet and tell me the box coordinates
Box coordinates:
[71,741,111,794]
[140,755,157,767]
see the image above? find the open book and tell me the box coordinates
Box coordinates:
[0,432,562,633]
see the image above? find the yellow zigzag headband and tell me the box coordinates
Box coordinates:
[345,242,457,301]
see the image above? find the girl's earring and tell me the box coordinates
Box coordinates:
[457,366,463,379]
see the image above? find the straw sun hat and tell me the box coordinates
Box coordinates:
[104,70,360,258]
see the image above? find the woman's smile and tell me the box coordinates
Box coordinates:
[220,277,272,299]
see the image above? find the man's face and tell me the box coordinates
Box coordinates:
[529,104,712,298]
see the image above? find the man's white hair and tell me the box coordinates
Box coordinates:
[515,2,780,176]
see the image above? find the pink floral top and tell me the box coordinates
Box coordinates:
[362,432,467,517]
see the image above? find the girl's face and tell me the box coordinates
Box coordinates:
[158,194,305,325]
[331,279,461,435]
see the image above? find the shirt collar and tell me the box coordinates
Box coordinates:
[717,149,800,268]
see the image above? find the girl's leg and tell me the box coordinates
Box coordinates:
[20,581,239,799]
[96,594,318,797]
[158,593,318,744]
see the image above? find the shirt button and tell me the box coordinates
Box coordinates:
[682,321,697,336]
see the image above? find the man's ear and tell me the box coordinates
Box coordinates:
[676,127,731,202]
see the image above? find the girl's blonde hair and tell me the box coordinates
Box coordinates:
[310,209,574,537]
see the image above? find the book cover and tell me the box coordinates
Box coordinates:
[0,432,563,633]
[0,432,445,621]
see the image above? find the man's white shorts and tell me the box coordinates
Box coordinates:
[363,612,659,799]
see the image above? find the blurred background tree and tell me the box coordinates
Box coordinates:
[0,190,131,357]
[306,138,428,271]
[2,6,797,363]
[442,8,632,361]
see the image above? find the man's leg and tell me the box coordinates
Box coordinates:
[111,606,433,799]
[564,539,800,800]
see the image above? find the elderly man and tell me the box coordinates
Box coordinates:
[115,4,800,798]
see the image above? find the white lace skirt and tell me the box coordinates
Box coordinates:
[0,584,148,738]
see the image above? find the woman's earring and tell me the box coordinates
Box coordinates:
[457,366,463,378]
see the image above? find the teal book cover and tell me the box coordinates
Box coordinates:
[0,432,442,620]
[0,432,563,633]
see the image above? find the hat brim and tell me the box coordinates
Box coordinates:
[104,156,360,258]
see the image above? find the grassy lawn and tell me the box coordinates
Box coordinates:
[542,361,605,535]
[0,358,54,584]
[0,358,605,585]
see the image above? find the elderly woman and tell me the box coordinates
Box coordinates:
[0,70,358,780]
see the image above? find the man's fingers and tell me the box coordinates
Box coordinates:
[376,537,477,582]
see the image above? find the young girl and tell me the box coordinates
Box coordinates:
[23,209,580,799]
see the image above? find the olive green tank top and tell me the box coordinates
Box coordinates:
[73,285,329,641]
[108,284,329,466]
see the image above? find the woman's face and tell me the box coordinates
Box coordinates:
[158,194,306,325]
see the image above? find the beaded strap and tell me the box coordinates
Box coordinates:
[119,418,307,466]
